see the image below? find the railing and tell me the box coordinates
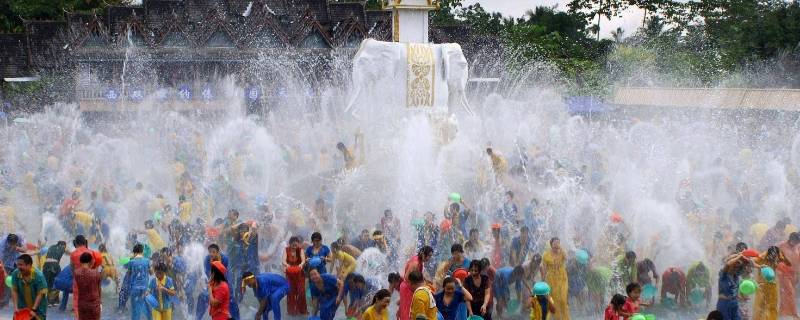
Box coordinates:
[612,87,800,111]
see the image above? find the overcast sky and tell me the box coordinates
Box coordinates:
[462,0,645,38]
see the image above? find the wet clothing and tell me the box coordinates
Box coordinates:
[310,273,339,320]
[434,290,466,320]
[399,256,424,320]
[253,273,289,320]
[74,266,102,320]
[305,245,331,274]
[531,295,552,320]
[148,276,176,311]
[210,281,231,320]
[543,250,569,320]
[362,305,389,320]
[411,286,438,320]
[42,244,66,289]
[716,270,741,320]
[603,305,622,320]
[464,275,491,320]
[10,268,48,318]
[128,256,152,320]
[285,247,307,315]
[494,267,522,301]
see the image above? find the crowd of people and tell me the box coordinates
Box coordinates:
[0,121,799,320]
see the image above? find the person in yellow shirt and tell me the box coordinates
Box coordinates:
[0,197,19,236]
[337,142,357,171]
[330,242,357,280]
[178,195,192,223]
[137,220,166,252]
[486,148,508,180]
[409,271,438,320]
[362,289,391,320]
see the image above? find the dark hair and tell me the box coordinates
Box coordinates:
[505,191,514,198]
[706,310,724,320]
[6,234,19,244]
[208,244,220,252]
[289,236,301,244]
[98,243,107,252]
[74,235,88,247]
[331,241,341,251]
[242,271,255,280]
[155,263,168,273]
[790,232,800,243]
[79,252,93,264]
[211,264,227,283]
[372,288,391,305]
[625,251,637,260]
[512,266,525,278]
[480,258,491,269]
[418,245,433,257]
[626,282,641,295]
[311,232,322,241]
[767,246,780,259]
[373,230,383,237]
[408,271,424,284]
[520,226,529,233]
[610,294,626,309]
[469,228,478,235]
[735,242,748,253]
[228,209,239,217]
[469,260,483,272]
[450,243,464,254]
[17,254,33,266]
[388,272,401,284]
[549,237,559,245]
[352,274,366,285]
[133,243,144,254]
[57,241,67,247]
[442,277,456,287]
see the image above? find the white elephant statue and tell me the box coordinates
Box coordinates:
[346,38,472,116]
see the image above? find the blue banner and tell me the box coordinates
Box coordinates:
[178,84,192,101]
[246,86,260,102]
[129,88,145,102]
[105,88,119,101]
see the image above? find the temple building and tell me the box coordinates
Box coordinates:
[0,0,501,113]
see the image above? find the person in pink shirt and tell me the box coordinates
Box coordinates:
[398,246,433,320]
[778,232,800,318]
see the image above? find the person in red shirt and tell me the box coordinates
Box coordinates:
[69,235,101,318]
[209,260,231,320]
[661,267,687,306]
[622,283,649,319]
[73,252,102,320]
[604,294,627,320]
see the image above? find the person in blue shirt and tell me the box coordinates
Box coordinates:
[337,272,379,318]
[493,266,525,319]
[241,272,289,320]
[716,253,751,320]
[305,232,331,274]
[127,243,152,320]
[197,243,239,320]
[435,277,473,320]
[149,262,177,320]
[309,268,342,320]
[509,226,532,267]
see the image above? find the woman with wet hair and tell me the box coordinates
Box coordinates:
[753,246,791,320]
[541,237,570,320]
